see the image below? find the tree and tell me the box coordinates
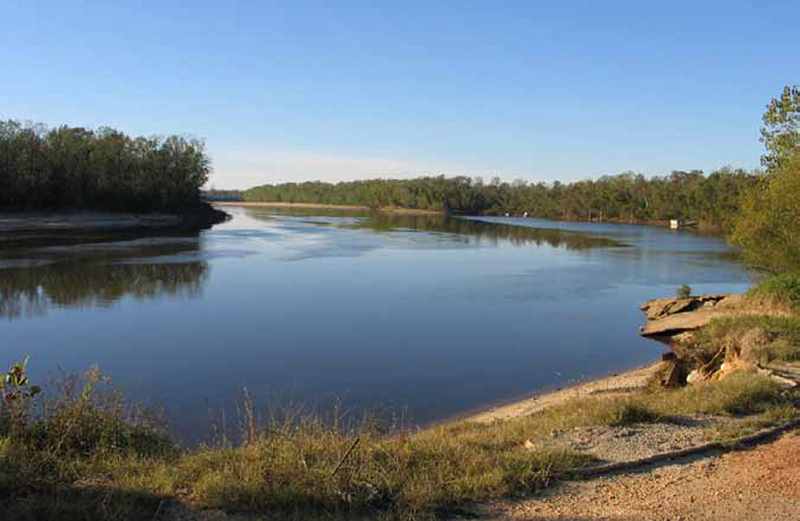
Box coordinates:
[761,85,800,170]
[731,151,800,273]
[0,120,210,212]
[731,85,800,273]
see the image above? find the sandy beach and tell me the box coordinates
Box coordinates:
[467,362,662,423]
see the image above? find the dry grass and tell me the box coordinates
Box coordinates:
[688,315,800,364]
[1,354,798,520]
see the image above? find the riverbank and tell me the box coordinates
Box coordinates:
[3,277,799,520]
[221,201,729,235]
[0,203,229,237]
[467,363,663,423]
[217,201,444,215]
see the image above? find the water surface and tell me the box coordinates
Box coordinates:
[1,206,752,442]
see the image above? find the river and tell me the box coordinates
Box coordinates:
[1,205,752,443]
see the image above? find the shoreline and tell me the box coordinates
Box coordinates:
[463,362,663,424]
[0,203,229,237]
[217,202,725,234]
[216,201,444,216]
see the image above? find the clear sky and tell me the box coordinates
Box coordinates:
[3,1,798,189]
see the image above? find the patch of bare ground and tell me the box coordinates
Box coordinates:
[527,416,734,465]
[483,430,800,521]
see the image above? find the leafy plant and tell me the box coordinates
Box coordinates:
[0,357,41,435]
[677,284,692,299]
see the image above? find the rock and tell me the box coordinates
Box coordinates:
[756,367,798,389]
[640,294,730,321]
[641,309,728,337]
[662,360,686,387]
[686,369,703,384]
[717,294,745,308]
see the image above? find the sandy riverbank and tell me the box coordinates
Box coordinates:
[215,201,445,215]
[467,363,663,423]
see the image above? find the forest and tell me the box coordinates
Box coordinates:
[243,168,760,231]
[0,120,210,212]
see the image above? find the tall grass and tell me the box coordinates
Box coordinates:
[749,272,800,309]
[1,360,796,521]
[689,315,800,363]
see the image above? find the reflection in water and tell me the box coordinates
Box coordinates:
[0,233,209,320]
[246,208,627,250]
[3,206,752,442]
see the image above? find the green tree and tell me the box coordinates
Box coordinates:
[731,151,800,273]
[761,85,800,170]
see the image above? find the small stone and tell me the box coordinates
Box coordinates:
[686,369,703,384]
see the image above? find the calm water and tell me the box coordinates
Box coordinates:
[2,206,752,442]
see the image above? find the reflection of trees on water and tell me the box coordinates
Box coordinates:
[247,208,625,250]
[358,214,626,249]
[0,262,208,320]
[0,233,210,320]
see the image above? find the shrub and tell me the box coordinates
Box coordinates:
[677,284,692,299]
[749,273,800,309]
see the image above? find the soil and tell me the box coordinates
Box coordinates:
[486,430,800,521]
[530,417,735,465]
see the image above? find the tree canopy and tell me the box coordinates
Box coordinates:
[731,151,800,272]
[0,121,210,212]
[761,85,800,171]
[732,85,800,273]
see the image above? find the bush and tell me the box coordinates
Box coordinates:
[677,284,692,299]
[731,151,800,273]
[749,273,800,309]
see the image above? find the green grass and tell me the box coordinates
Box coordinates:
[749,273,800,310]
[713,404,800,442]
[645,370,787,416]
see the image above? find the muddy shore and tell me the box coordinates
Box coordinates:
[0,203,229,236]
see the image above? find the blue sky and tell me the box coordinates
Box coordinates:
[3,1,798,189]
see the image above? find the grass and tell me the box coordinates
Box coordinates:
[1,364,595,521]
[645,369,788,416]
[2,356,798,520]
[713,404,800,442]
[748,272,800,310]
[688,315,800,363]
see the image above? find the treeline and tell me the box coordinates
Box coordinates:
[0,120,210,212]
[244,168,760,230]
